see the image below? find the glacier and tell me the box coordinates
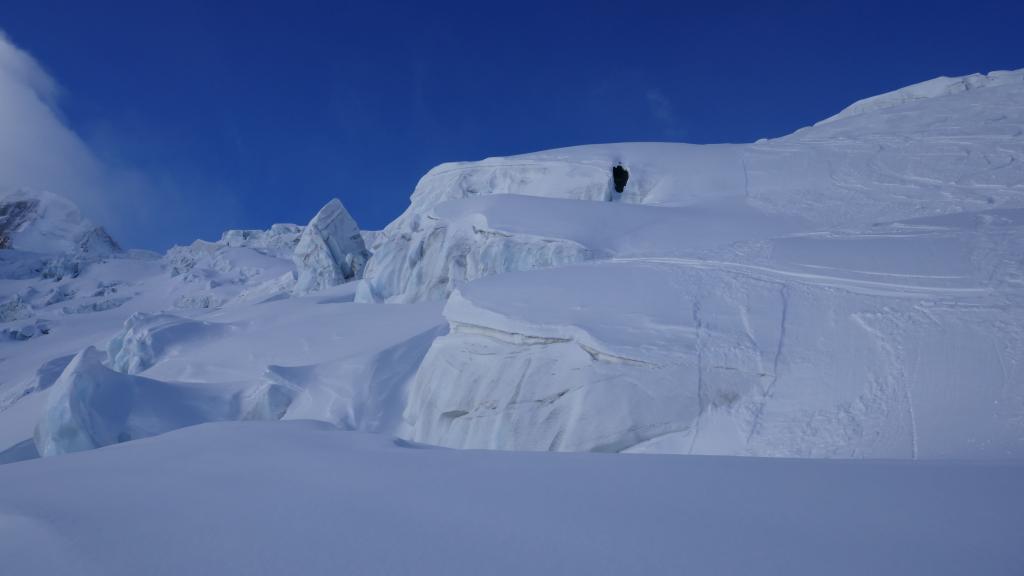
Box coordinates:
[384,70,1024,457]
[0,70,1022,462]
[1,67,1023,575]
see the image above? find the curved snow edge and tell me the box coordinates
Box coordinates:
[815,69,1024,126]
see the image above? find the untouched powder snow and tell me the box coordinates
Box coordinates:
[1,421,1022,576]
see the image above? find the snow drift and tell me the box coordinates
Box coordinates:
[33,347,238,456]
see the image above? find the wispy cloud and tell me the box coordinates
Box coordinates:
[645,88,685,139]
[0,31,238,249]
[0,31,111,221]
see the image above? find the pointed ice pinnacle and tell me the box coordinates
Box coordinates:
[292,198,370,294]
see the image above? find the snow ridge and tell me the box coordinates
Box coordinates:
[816,69,1024,125]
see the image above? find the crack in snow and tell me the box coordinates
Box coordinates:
[746,284,788,445]
[688,299,705,455]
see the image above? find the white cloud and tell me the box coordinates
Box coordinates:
[645,88,685,139]
[0,31,257,250]
[0,31,114,224]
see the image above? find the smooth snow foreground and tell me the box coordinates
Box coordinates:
[1,420,1022,576]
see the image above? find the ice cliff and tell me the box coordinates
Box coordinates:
[386,69,1024,457]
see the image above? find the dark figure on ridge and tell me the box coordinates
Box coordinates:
[612,164,629,193]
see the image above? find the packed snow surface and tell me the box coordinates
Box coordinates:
[2,420,1023,576]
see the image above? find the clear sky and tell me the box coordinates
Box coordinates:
[0,0,1021,249]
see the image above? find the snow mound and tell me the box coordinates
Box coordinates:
[292,198,370,293]
[272,323,448,431]
[106,312,236,374]
[32,347,238,456]
[817,69,1024,125]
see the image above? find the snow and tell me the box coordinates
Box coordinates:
[2,420,1023,575]
[361,71,1024,456]
[26,290,445,456]
[106,312,236,374]
[0,66,1022,574]
[405,234,1022,456]
[0,189,118,255]
[816,68,1024,125]
[33,347,239,456]
[1,69,1022,462]
[0,208,440,459]
[360,71,1024,305]
[292,198,370,293]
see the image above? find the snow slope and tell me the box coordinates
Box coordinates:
[1,70,1023,463]
[0,189,118,255]
[361,71,1024,304]
[381,70,1024,457]
[816,68,1024,125]
[2,420,1022,576]
[0,196,402,459]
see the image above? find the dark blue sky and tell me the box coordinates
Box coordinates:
[1,0,1021,249]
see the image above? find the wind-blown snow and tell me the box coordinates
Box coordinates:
[33,347,239,456]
